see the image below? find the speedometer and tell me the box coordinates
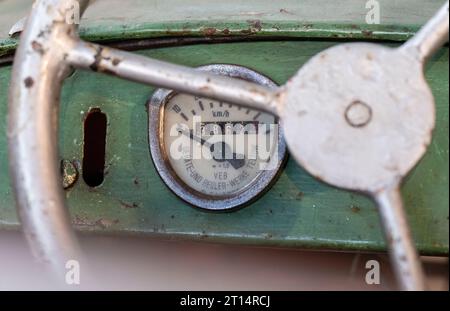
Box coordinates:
[148,64,286,210]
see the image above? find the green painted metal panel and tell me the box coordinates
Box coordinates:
[0,40,448,255]
[0,0,448,56]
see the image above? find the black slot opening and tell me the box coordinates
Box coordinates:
[82,108,107,187]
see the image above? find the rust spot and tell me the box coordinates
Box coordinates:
[61,159,79,189]
[202,27,217,36]
[95,218,119,228]
[199,86,211,92]
[303,23,314,30]
[31,40,44,54]
[247,19,262,32]
[362,30,373,37]
[279,8,294,15]
[89,47,117,75]
[133,178,139,185]
[366,53,374,60]
[24,77,34,88]
[119,200,140,209]
[222,28,230,35]
[274,91,283,100]
[112,58,121,66]
[350,205,361,213]
[73,216,85,225]
[89,46,104,72]
[73,215,99,227]
[240,29,253,35]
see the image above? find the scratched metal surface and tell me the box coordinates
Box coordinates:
[0,40,448,255]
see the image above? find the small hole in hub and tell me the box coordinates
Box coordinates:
[345,100,372,128]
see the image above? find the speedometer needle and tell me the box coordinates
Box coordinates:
[209,142,246,170]
[177,128,246,169]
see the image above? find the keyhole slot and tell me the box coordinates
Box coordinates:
[82,108,107,187]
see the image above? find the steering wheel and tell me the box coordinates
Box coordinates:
[8,0,449,290]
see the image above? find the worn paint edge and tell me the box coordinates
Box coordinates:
[0,222,447,256]
[1,21,420,57]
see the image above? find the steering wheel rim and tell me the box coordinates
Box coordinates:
[8,0,89,276]
[7,0,278,277]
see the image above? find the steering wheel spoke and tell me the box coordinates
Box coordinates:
[66,39,280,115]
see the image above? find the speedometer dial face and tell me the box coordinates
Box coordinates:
[148,64,286,210]
[163,94,275,196]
